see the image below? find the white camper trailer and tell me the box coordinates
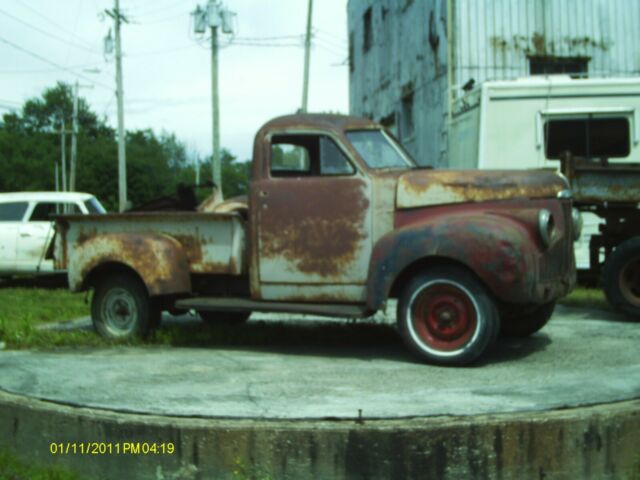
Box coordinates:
[448,76,640,269]
[449,76,640,170]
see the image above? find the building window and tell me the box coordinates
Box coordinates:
[401,92,415,140]
[544,117,630,159]
[349,32,354,73]
[529,56,589,77]
[363,7,372,53]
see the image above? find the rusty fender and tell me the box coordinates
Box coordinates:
[365,213,538,310]
[68,232,191,296]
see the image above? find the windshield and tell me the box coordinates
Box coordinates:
[346,130,415,169]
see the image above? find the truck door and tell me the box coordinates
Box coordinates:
[253,133,372,302]
[0,201,29,274]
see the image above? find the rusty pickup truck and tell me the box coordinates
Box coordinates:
[54,114,579,365]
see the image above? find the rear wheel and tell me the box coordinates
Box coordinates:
[397,266,499,366]
[603,237,640,318]
[500,301,555,337]
[91,273,159,339]
[198,310,251,325]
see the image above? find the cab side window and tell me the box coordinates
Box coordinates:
[270,135,355,177]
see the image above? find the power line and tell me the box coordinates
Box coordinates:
[15,0,95,46]
[0,62,102,74]
[0,7,99,55]
[0,35,112,91]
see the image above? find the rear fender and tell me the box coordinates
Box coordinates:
[69,232,191,296]
[366,214,536,310]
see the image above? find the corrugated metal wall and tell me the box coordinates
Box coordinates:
[348,0,449,166]
[453,0,640,96]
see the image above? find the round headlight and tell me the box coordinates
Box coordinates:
[571,208,583,241]
[538,209,555,248]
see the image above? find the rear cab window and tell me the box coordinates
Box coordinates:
[0,202,29,222]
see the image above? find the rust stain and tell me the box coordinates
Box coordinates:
[259,179,369,278]
[72,233,190,295]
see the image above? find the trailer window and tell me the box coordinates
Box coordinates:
[0,202,28,221]
[544,117,630,159]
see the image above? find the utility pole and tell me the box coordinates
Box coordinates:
[192,1,235,197]
[210,5,221,192]
[60,120,67,192]
[301,0,313,112]
[106,0,128,212]
[69,81,79,191]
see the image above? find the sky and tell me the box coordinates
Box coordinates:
[0,0,350,162]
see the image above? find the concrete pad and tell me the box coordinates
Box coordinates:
[1,305,639,419]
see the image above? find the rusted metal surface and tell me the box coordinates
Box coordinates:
[248,114,382,302]
[57,211,246,294]
[564,163,640,205]
[68,232,191,296]
[396,170,568,209]
[254,176,372,287]
[366,199,575,310]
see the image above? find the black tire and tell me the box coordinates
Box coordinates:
[91,273,159,339]
[500,301,555,337]
[397,265,500,366]
[603,237,640,318]
[198,310,251,325]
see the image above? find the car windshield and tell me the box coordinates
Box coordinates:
[346,130,415,169]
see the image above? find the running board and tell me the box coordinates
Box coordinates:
[174,297,371,318]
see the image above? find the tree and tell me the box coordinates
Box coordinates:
[0,82,249,211]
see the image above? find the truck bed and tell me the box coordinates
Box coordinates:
[55,211,247,276]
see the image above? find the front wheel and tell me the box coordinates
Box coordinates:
[397,266,499,366]
[91,273,159,339]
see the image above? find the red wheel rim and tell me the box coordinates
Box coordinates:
[410,282,478,352]
[619,256,640,307]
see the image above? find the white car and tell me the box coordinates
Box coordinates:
[0,192,106,276]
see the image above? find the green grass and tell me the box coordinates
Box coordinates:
[0,287,108,349]
[558,286,610,311]
[0,450,81,480]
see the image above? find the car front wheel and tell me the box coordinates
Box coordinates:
[397,266,499,366]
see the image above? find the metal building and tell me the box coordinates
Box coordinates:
[347,0,640,167]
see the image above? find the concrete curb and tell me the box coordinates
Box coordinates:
[1,390,639,480]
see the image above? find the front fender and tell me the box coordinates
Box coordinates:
[69,232,191,296]
[366,213,537,310]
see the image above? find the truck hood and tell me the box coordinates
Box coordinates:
[396,169,568,209]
